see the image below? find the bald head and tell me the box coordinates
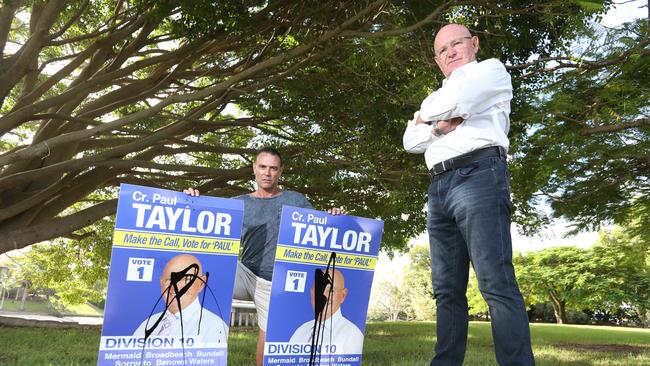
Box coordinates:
[434,24,472,45]
[159,254,206,314]
[164,254,203,274]
[433,24,479,77]
[310,268,348,321]
[331,269,345,288]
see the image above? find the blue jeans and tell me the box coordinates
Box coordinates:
[427,155,534,366]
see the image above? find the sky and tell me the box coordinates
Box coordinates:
[600,0,647,27]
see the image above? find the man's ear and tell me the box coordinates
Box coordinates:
[197,275,206,291]
[471,35,480,53]
[434,56,445,72]
[341,288,349,302]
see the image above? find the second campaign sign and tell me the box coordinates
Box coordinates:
[264,206,383,366]
[98,184,243,366]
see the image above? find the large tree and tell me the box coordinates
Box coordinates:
[509,9,650,236]
[401,244,437,320]
[0,0,611,254]
[3,217,113,306]
[513,227,650,324]
[514,246,591,324]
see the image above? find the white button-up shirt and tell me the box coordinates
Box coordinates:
[133,297,228,347]
[403,58,512,169]
[289,309,364,355]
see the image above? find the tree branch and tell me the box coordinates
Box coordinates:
[0,199,118,253]
[579,118,650,135]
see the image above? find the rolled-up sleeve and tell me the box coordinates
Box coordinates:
[403,112,437,153]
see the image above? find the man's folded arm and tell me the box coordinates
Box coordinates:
[419,59,512,122]
[403,112,438,153]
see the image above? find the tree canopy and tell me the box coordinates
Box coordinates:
[510,14,650,236]
[2,217,113,306]
[2,0,642,256]
[513,227,650,324]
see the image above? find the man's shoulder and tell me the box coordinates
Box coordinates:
[340,315,362,332]
[290,319,315,341]
[202,308,228,327]
[447,58,507,82]
[282,191,313,209]
[234,191,306,200]
[476,58,507,72]
[296,318,315,328]
[282,190,308,199]
[133,311,165,335]
[233,193,251,200]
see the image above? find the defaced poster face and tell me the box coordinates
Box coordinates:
[98,184,243,366]
[264,206,383,366]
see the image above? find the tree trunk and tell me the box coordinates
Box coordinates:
[548,291,567,324]
[19,281,29,311]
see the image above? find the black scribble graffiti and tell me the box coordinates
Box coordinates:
[309,252,337,366]
[137,261,226,366]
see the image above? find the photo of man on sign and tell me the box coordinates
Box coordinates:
[133,253,228,346]
[289,268,364,355]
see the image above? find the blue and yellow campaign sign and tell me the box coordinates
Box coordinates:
[264,206,383,366]
[98,184,243,366]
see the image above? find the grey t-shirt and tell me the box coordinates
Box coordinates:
[236,191,313,281]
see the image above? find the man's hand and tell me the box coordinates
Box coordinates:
[327,207,345,215]
[183,188,200,196]
[434,117,464,136]
[415,113,427,125]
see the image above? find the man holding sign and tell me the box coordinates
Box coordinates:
[185,146,343,366]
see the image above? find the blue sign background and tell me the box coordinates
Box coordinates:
[101,251,235,336]
[114,184,243,237]
[98,184,243,366]
[264,206,383,366]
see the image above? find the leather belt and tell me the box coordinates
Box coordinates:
[429,146,506,179]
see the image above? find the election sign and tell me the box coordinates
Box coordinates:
[98,184,243,366]
[264,206,383,366]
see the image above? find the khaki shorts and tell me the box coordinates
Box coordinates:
[233,262,272,331]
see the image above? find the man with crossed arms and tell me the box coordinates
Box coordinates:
[403,24,535,365]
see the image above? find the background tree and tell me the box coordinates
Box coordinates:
[0,0,611,255]
[514,246,590,324]
[582,227,650,325]
[514,226,650,324]
[401,244,437,320]
[510,11,650,236]
[368,278,409,321]
[1,217,112,307]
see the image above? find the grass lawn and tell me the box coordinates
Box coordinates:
[0,321,648,365]
[0,299,102,316]
[0,299,52,313]
[58,303,103,317]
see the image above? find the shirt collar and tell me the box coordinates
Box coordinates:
[167,297,201,320]
[443,60,478,85]
[322,308,343,325]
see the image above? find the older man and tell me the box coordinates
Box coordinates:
[403,24,535,365]
[289,268,364,355]
[133,253,228,346]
